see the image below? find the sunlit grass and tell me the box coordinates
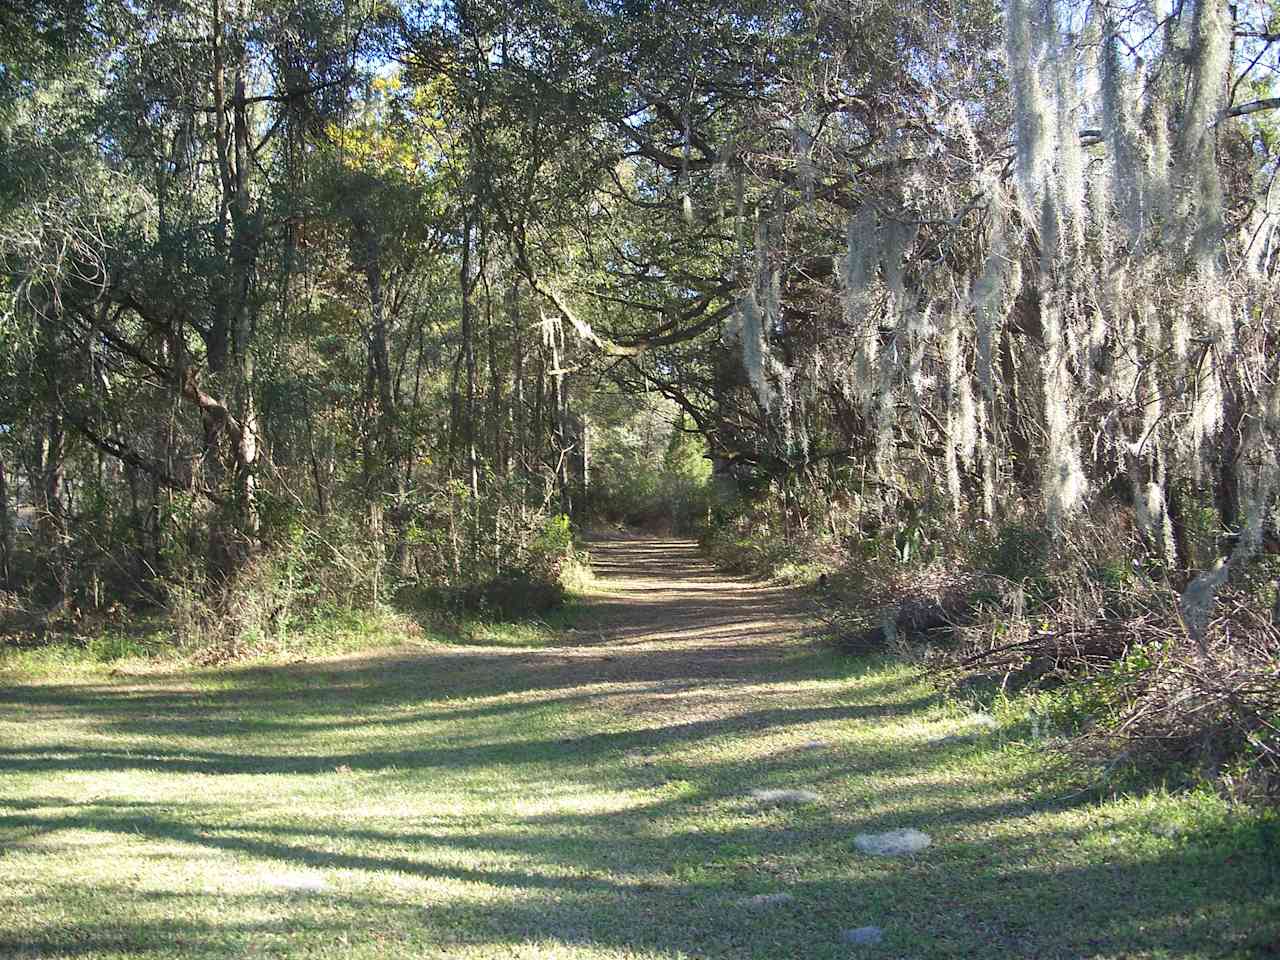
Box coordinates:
[439,601,591,649]
[1,637,1276,958]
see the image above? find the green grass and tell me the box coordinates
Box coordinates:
[1,635,1276,958]
[0,607,421,680]
[434,597,594,650]
[0,582,596,674]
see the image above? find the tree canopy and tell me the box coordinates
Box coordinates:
[1,0,1278,636]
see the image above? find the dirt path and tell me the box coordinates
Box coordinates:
[572,535,814,652]
[481,535,820,724]
[249,536,818,713]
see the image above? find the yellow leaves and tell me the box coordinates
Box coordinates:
[327,121,425,180]
[324,68,450,182]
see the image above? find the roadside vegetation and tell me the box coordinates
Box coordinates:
[700,492,1280,811]
[0,519,596,679]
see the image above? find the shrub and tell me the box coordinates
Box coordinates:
[168,516,386,663]
[1072,596,1280,804]
[527,513,574,581]
[457,571,566,620]
[586,411,714,534]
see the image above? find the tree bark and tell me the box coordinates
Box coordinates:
[42,412,67,599]
[460,215,479,503]
[488,278,505,479]
[1216,385,1243,536]
[203,0,262,581]
[511,281,527,481]
[999,330,1037,494]
[0,457,14,587]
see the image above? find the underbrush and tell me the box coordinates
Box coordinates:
[702,499,846,583]
[856,517,1278,805]
[712,494,1280,807]
[1,512,598,675]
[586,410,716,536]
[397,513,591,621]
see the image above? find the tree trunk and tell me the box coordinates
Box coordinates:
[460,215,479,503]
[488,281,505,479]
[1165,470,1192,569]
[999,330,1036,494]
[511,281,526,481]
[1216,385,1242,537]
[42,413,68,599]
[548,318,571,516]
[360,226,411,575]
[202,0,261,583]
[533,345,545,495]
[0,457,14,587]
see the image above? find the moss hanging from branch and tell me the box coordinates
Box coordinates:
[1006,0,1054,214]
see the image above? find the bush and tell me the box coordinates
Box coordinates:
[980,521,1055,599]
[167,516,385,663]
[527,513,574,581]
[800,496,1280,805]
[586,411,713,534]
[1073,597,1280,805]
[450,514,574,620]
[456,571,566,620]
[397,508,578,623]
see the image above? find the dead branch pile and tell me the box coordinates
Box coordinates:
[1079,593,1280,804]
[931,575,1280,804]
[927,574,1162,690]
[822,558,981,655]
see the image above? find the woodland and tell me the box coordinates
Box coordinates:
[2,0,1280,804]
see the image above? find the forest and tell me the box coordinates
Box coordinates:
[3,0,1280,825]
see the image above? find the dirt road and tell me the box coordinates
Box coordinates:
[577,536,810,641]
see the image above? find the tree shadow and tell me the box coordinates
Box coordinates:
[4,766,1275,959]
[3,537,1275,957]
[0,695,938,779]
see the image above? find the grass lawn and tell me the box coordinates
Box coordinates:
[1,616,1277,958]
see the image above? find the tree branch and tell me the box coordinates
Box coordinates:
[64,413,226,505]
[1224,97,1280,119]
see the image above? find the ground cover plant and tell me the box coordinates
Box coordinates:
[2,538,1277,960]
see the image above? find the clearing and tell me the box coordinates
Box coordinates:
[1,537,1276,959]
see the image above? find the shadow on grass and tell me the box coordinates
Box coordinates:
[0,891,372,959]
[3,780,1276,959]
[2,538,1276,958]
[0,694,936,778]
[0,639,920,743]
